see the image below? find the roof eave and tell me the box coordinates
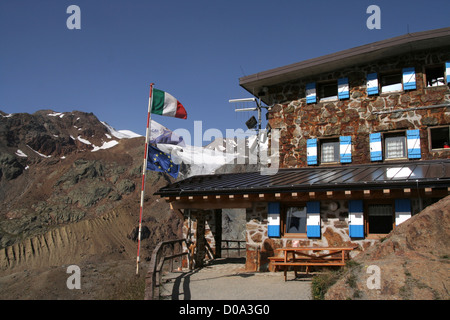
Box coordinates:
[239,27,450,103]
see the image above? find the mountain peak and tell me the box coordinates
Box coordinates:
[0,109,140,161]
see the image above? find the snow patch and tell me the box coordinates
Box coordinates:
[91,140,119,152]
[26,145,51,158]
[47,112,64,118]
[77,136,91,145]
[15,149,28,157]
[101,121,142,139]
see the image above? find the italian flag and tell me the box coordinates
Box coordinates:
[151,88,187,119]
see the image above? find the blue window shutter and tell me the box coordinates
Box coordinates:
[402,67,416,90]
[338,77,349,99]
[307,138,318,165]
[446,62,450,84]
[406,129,421,159]
[367,73,379,95]
[267,202,280,237]
[339,136,352,163]
[369,133,382,161]
[306,201,321,238]
[348,200,364,238]
[395,199,411,226]
[306,82,316,104]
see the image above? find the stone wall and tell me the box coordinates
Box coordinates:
[267,47,450,168]
[243,201,383,272]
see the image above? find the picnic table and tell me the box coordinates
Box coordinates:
[270,246,356,281]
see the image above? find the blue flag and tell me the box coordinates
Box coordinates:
[147,145,179,178]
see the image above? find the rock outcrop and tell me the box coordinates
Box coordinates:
[325,195,450,300]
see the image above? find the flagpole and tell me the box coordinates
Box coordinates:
[136,83,154,275]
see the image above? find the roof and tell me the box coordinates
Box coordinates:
[155,160,450,198]
[240,27,450,104]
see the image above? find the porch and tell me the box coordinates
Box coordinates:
[155,160,450,270]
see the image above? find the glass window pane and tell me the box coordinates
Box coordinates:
[430,127,450,149]
[368,204,393,234]
[321,141,339,163]
[385,135,405,159]
[286,207,307,233]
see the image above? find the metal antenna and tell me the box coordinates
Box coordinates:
[229,97,270,167]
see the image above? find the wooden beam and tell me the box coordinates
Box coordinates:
[309,192,315,198]
[364,190,371,197]
[326,191,333,198]
[345,190,352,197]
[383,189,390,195]
[404,188,411,195]
[171,199,253,210]
[291,192,298,199]
[275,193,281,199]
[425,187,432,194]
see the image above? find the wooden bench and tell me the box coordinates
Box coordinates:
[272,247,355,281]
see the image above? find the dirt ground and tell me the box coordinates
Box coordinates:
[0,208,153,300]
[0,258,148,300]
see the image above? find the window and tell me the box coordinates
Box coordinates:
[425,65,446,87]
[384,132,406,159]
[320,138,339,163]
[371,130,421,161]
[318,82,338,101]
[380,73,402,93]
[285,207,307,234]
[367,204,393,234]
[429,126,450,150]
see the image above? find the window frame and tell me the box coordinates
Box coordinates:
[379,71,403,94]
[383,131,407,160]
[318,81,338,102]
[319,137,340,164]
[281,202,308,238]
[364,199,395,239]
[424,64,447,88]
[428,125,450,151]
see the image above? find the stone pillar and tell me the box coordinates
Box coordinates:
[245,203,268,271]
[213,209,222,258]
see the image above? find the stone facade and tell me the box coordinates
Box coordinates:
[267,47,450,168]
[179,45,450,272]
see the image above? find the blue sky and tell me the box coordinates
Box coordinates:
[1,0,449,146]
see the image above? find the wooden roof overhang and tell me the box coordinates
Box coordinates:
[155,160,450,210]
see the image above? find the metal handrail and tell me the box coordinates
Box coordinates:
[144,238,191,300]
[221,239,246,258]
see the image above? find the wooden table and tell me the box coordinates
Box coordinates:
[272,246,356,281]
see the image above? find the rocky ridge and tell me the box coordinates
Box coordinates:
[0,110,184,299]
[325,195,450,300]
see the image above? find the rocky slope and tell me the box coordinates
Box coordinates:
[325,195,450,300]
[0,110,183,299]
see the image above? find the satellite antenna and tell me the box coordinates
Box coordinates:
[229,97,270,166]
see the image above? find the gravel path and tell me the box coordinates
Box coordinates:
[159,258,312,300]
